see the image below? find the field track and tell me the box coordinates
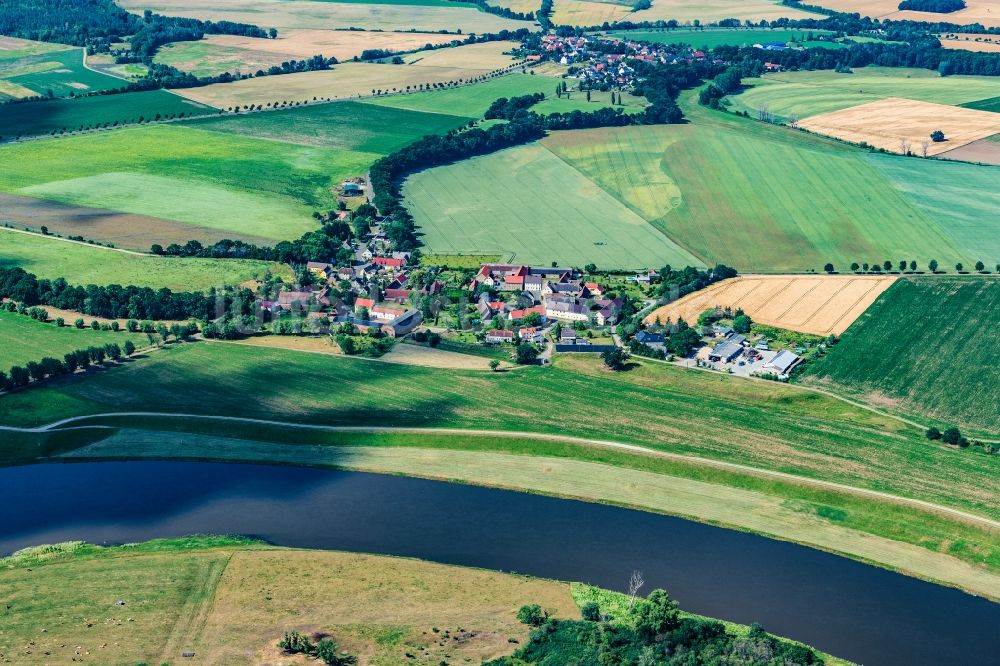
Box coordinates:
[644,275,897,336]
[3,411,997,530]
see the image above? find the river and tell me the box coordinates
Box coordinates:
[1,460,997,665]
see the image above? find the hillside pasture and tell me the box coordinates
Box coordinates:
[540,120,970,272]
[0,48,122,100]
[643,275,897,335]
[177,49,520,109]
[0,311,148,370]
[155,30,461,77]
[814,0,1000,27]
[531,88,648,114]
[361,73,555,116]
[0,124,375,241]
[728,67,1000,121]
[0,89,212,140]
[606,28,835,49]
[186,101,471,151]
[0,540,578,666]
[0,230,281,291]
[402,141,703,269]
[118,0,531,34]
[796,97,1000,156]
[800,277,1000,435]
[0,194,276,252]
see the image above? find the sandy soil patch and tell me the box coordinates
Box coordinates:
[937,134,1000,165]
[797,97,1000,156]
[177,48,521,108]
[205,29,459,62]
[940,33,1000,52]
[816,0,1000,27]
[644,274,897,336]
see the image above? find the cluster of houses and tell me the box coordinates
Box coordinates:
[259,223,431,338]
[472,263,624,344]
[530,34,722,89]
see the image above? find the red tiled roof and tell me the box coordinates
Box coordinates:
[355,298,375,309]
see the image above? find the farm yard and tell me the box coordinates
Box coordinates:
[155,30,461,77]
[796,98,1000,155]
[644,275,897,336]
[727,67,1000,121]
[0,229,283,290]
[0,123,374,242]
[0,89,213,140]
[800,277,1000,435]
[403,142,703,269]
[117,0,531,34]
[0,46,123,100]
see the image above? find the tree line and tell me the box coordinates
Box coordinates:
[0,267,220,321]
[898,0,966,12]
[1,342,134,393]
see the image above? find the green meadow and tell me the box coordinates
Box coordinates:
[538,100,993,272]
[0,89,212,139]
[531,88,647,115]
[0,124,375,240]
[728,67,1000,120]
[0,48,122,99]
[187,100,471,151]
[1,342,996,522]
[0,231,284,290]
[800,277,1000,436]
[0,311,148,370]
[403,141,702,269]
[607,28,834,49]
[964,95,1000,112]
[361,73,556,117]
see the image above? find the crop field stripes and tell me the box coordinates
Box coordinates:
[156,554,232,664]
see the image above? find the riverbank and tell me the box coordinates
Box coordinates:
[0,536,852,666]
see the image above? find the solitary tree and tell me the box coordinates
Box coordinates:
[601,346,630,371]
[823,263,834,273]
[929,259,939,273]
[975,260,985,272]
[850,262,860,272]
[930,130,946,142]
[955,262,964,272]
[910,260,917,272]
[883,260,892,272]
[634,589,680,639]
[489,359,501,372]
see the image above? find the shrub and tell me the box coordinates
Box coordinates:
[517,604,547,626]
[581,601,601,621]
[925,426,941,440]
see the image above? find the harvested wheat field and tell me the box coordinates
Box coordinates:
[797,97,1000,156]
[940,33,1000,52]
[817,0,1000,27]
[177,43,521,108]
[644,275,897,336]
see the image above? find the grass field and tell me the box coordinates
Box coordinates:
[800,277,1000,435]
[606,28,835,49]
[403,141,702,269]
[538,98,994,272]
[0,47,123,100]
[727,67,1000,121]
[964,95,1000,112]
[531,88,647,114]
[797,97,1000,155]
[644,275,897,336]
[0,124,375,241]
[186,100,470,150]
[119,0,530,34]
[0,537,579,665]
[0,89,212,140]
[361,73,555,116]
[0,230,283,290]
[0,311,148,370]
[155,30,460,76]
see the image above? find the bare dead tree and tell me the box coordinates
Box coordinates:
[899,137,911,156]
[757,103,772,124]
[627,570,645,610]
[788,113,799,129]
[921,140,929,158]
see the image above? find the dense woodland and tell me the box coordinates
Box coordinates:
[898,0,966,12]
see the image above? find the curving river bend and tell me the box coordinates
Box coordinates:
[1,460,998,666]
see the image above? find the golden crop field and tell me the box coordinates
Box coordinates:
[213,29,459,61]
[176,42,522,108]
[939,33,1000,52]
[118,0,530,33]
[552,0,817,26]
[816,0,1000,27]
[644,275,898,335]
[797,97,1000,156]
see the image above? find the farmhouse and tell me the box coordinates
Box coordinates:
[509,305,546,322]
[307,262,334,281]
[765,350,802,375]
[371,305,406,321]
[708,335,746,363]
[486,329,514,344]
[545,301,590,322]
[518,327,544,343]
[635,330,665,346]
[373,256,406,270]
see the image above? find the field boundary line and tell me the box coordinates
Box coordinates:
[5,411,998,530]
[0,226,149,256]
